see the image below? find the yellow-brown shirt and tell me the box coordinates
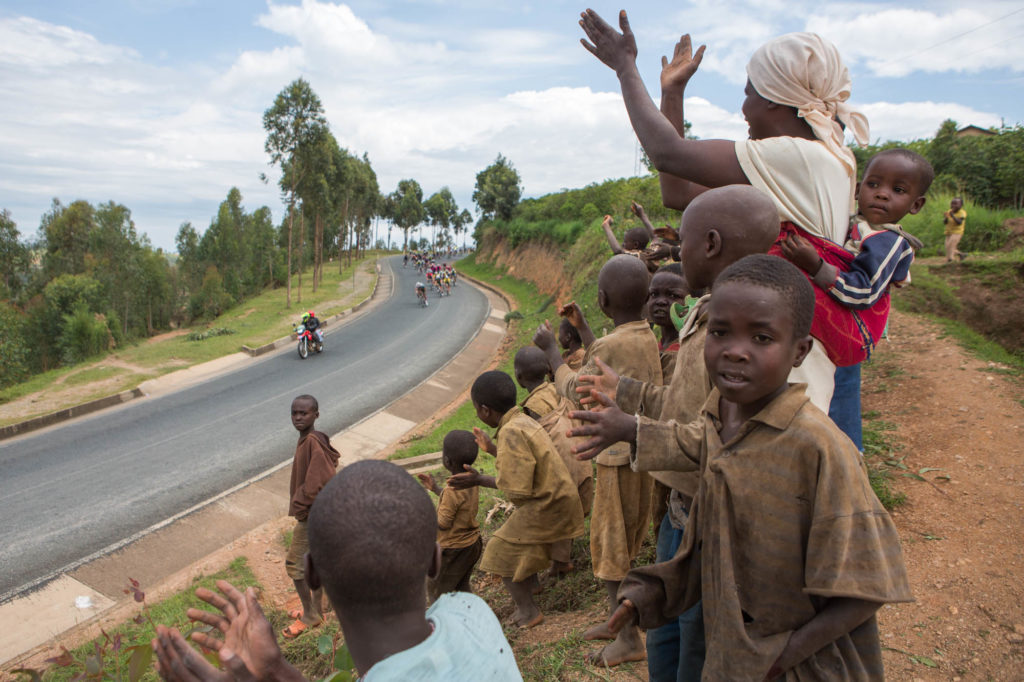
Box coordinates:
[621,384,913,681]
[492,408,585,545]
[520,382,560,420]
[435,485,480,549]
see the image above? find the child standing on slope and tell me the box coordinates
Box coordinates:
[283,394,340,638]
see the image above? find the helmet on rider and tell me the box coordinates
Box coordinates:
[302,312,310,322]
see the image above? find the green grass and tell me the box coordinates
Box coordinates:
[900,194,1023,256]
[862,416,907,510]
[0,255,380,424]
[41,558,260,682]
[61,365,129,387]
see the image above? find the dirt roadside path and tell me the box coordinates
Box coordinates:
[865,309,1024,680]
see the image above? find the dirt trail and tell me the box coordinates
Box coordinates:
[865,309,1024,680]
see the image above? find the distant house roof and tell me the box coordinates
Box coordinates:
[956,125,996,138]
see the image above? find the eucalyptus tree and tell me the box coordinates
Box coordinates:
[263,78,328,307]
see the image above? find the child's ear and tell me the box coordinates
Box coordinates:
[790,336,814,368]
[427,543,442,580]
[908,196,926,215]
[705,229,723,258]
[597,289,609,310]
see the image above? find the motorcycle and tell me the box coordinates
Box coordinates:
[296,324,324,359]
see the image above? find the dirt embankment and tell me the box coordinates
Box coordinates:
[476,231,574,303]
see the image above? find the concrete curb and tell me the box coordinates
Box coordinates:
[0,262,383,442]
[457,271,514,312]
[0,389,143,441]
[240,262,382,357]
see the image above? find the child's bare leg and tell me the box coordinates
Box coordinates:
[584,580,620,640]
[503,576,543,627]
[549,539,574,578]
[292,579,324,625]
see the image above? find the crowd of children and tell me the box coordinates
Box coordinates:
[151,12,930,682]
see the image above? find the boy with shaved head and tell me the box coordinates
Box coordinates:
[153,460,521,681]
[533,253,662,667]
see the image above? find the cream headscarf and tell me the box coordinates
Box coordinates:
[746,32,869,177]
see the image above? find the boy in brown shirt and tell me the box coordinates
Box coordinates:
[589,255,912,680]
[533,254,662,667]
[449,370,584,628]
[284,395,340,638]
[417,430,482,602]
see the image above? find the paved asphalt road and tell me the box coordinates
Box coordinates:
[0,256,488,598]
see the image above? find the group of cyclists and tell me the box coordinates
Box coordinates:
[406,251,458,307]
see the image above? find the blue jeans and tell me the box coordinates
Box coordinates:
[828,363,862,450]
[646,512,705,682]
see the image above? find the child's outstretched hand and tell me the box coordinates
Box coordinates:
[601,214,613,230]
[577,356,621,406]
[778,232,821,274]
[473,426,497,456]
[533,320,557,352]
[579,9,637,74]
[448,464,483,489]
[416,472,441,496]
[630,201,646,218]
[569,390,638,460]
[660,34,705,92]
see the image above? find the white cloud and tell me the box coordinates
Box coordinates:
[807,5,1024,77]
[859,101,1002,142]
[0,16,137,68]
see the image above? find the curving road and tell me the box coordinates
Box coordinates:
[0,256,488,599]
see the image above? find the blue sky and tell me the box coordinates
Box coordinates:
[2,0,1022,251]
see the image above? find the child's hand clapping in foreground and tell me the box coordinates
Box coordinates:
[473,427,497,456]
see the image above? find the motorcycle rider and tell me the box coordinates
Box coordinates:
[302,311,324,348]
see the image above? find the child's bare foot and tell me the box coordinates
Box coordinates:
[585,627,646,667]
[583,621,616,641]
[512,604,544,628]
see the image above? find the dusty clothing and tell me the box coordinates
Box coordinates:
[429,537,483,602]
[479,408,585,582]
[289,431,341,521]
[520,381,560,419]
[436,486,480,549]
[554,319,663,467]
[535,398,595,505]
[562,347,585,371]
[620,384,913,681]
[590,461,655,581]
[659,336,680,380]
[617,296,713,512]
[285,520,310,581]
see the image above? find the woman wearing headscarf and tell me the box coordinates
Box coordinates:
[579,10,879,419]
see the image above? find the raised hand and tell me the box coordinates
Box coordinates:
[152,625,233,682]
[660,34,705,92]
[557,301,586,330]
[186,581,297,682]
[569,390,637,460]
[416,472,440,496]
[473,427,497,456]
[576,356,621,406]
[579,9,638,75]
[533,320,557,352]
[630,201,645,218]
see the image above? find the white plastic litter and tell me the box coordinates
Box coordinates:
[75,595,93,609]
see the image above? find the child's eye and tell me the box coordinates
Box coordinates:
[894,186,906,194]
[753,334,774,344]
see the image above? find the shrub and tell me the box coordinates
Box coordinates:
[60,303,113,364]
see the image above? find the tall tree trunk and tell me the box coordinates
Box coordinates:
[286,200,293,307]
[298,209,304,305]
